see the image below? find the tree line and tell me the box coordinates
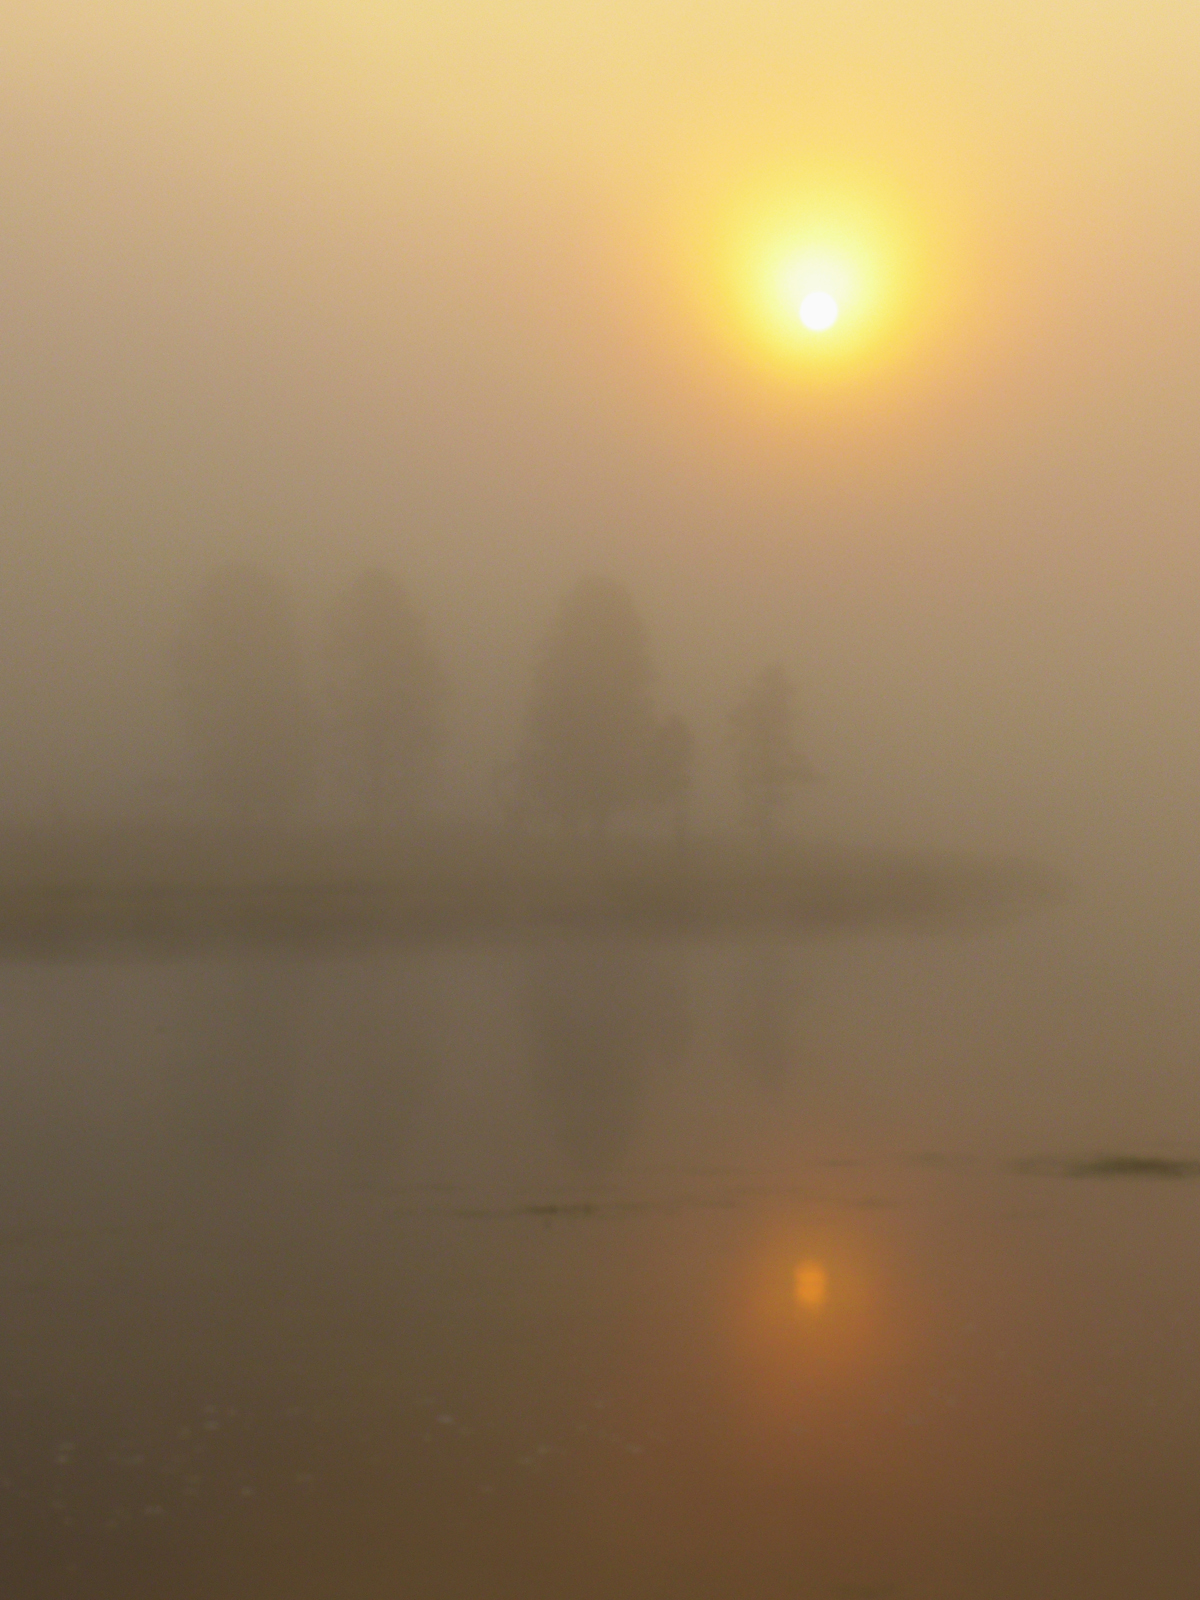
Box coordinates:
[172,564,813,839]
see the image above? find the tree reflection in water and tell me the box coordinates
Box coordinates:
[173,952,307,1165]
[312,951,436,1186]
[524,939,690,1170]
[729,937,806,1092]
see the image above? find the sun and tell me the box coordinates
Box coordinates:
[683,193,891,376]
[665,165,958,387]
[768,244,865,353]
[798,289,839,332]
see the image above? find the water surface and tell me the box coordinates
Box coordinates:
[3,897,1199,1598]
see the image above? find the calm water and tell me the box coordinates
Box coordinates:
[3,893,1200,1597]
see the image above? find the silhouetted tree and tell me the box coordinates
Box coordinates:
[729,664,814,841]
[522,577,658,835]
[173,564,315,822]
[325,569,445,822]
[646,711,694,844]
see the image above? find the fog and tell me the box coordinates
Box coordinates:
[3,2,1200,885]
[4,7,1200,1597]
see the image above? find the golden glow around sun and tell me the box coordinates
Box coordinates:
[753,218,886,363]
[667,164,963,391]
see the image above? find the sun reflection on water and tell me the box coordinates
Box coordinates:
[794,1258,830,1311]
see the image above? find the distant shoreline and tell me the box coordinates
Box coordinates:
[0,827,1065,955]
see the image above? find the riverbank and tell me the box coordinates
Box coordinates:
[0,825,1064,954]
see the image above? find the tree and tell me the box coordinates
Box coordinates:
[173,564,315,822]
[325,569,445,822]
[728,663,814,842]
[522,576,658,835]
[646,711,695,845]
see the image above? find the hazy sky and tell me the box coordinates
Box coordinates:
[3,2,1199,875]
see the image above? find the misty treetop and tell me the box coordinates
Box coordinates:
[170,565,816,842]
[729,663,816,841]
[325,568,446,821]
[173,563,448,827]
[645,711,694,843]
[173,564,317,824]
[520,576,694,836]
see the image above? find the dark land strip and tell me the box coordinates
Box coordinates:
[0,831,1064,955]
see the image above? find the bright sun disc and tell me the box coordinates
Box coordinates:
[799,290,839,332]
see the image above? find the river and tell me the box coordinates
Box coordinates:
[2,889,1199,1597]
